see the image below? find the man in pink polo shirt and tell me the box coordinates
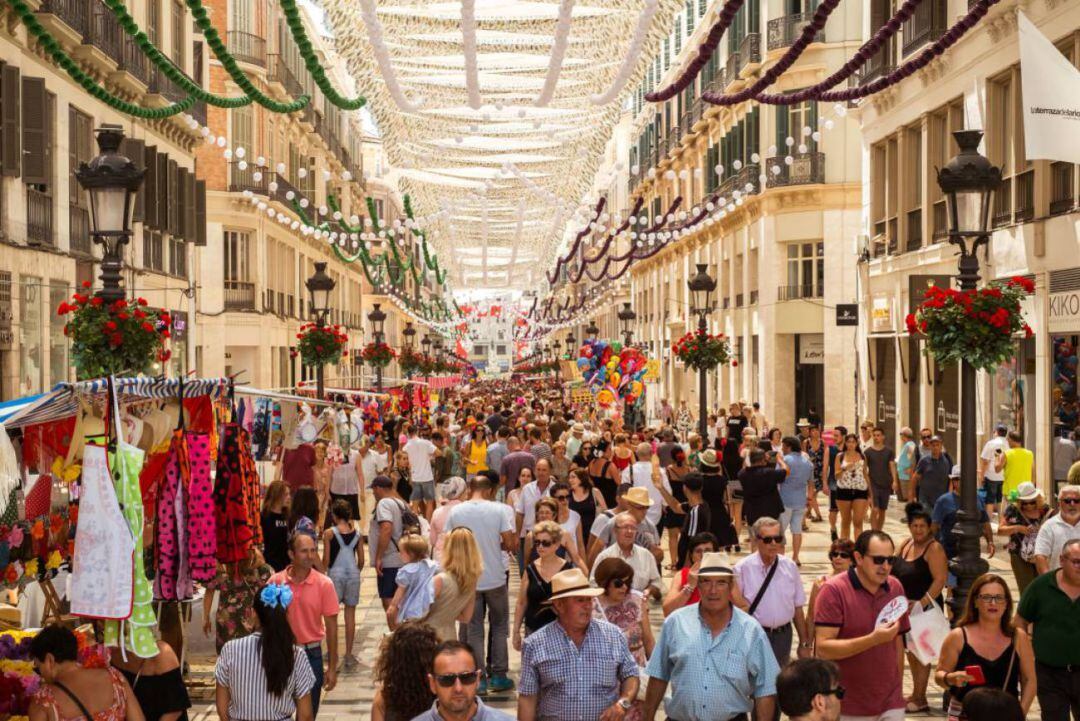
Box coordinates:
[813,530,910,721]
[270,534,339,717]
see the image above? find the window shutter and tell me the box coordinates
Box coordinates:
[175,166,187,238]
[68,107,78,205]
[808,101,818,152]
[143,145,158,228]
[2,65,20,177]
[775,106,789,157]
[156,153,168,229]
[21,76,46,185]
[194,179,206,246]
[166,158,178,235]
[120,138,146,222]
[183,168,195,242]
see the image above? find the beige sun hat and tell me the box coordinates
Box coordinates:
[545,568,605,603]
[623,486,654,508]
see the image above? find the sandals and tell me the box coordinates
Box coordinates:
[905,701,931,714]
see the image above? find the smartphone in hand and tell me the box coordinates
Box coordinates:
[964,665,987,685]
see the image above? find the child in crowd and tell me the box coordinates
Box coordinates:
[385,534,440,629]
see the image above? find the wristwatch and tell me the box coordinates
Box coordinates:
[618,698,634,710]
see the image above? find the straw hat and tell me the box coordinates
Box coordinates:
[697,552,735,577]
[545,568,604,603]
[797,418,811,427]
[1015,482,1043,502]
[623,486,654,508]
[699,449,719,468]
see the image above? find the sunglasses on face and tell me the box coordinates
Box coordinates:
[829,551,852,560]
[553,495,570,501]
[758,535,784,544]
[1061,498,1080,506]
[823,686,846,700]
[433,671,481,688]
[921,435,931,440]
[868,555,897,566]
[610,578,630,589]
[1020,501,1037,507]
[535,538,556,548]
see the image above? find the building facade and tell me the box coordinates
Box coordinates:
[857,0,1080,496]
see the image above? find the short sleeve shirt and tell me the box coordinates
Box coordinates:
[404,438,437,484]
[979,437,1008,482]
[863,447,895,490]
[215,634,315,720]
[268,568,339,645]
[446,500,514,591]
[813,569,910,717]
[370,497,405,568]
[1016,569,1080,667]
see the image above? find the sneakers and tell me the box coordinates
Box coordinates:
[488,675,515,693]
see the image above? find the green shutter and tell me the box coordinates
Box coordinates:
[775,106,789,158]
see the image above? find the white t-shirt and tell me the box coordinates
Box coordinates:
[620,462,670,526]
[360,449,388,486]
[446,499,513,591]
[980,436,1008,482]
[514,481,553,537]
[559,509,582,550]
[404,437,437,484]
[330,449,360,495]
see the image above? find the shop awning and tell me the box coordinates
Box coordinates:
[0,377,227,429]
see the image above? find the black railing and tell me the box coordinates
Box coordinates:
[227,31,266,67]
[190,100,207,127]
[224,280,256,311]
[722,297,730,309]
[992,176,1013,228]
[858,44,895,87]
[766,152,825,187]
[718,163,761,200]
[1015,169,1034,223]
[739,33,762,68]
[778,285,823,301]
[27,188,53,246]
[229,161,268,194]
[118,33,149,85]
[767,13,822,51]
[69,205,91,254]
[932,199,948,240]
[902,0,947,56]
[749,289,759,304]
[268,53,309,99]
[906,208,922,252]
[38,0,90,38]
[85,0,122,62]
[735,293,744,307]
[149,64,187,103]
[725,51,741,87]
[1050,162,1076,216]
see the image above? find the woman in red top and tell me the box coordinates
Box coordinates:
[662,533,727,616]
[611,433,633,472]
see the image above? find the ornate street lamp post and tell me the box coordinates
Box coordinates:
[617,302,636,346]
[937,129,1002,618]
[585,321,599,342]
[75,124,144,303]
[422,333,432,389]
[688,264,717,439]
[305,262,336,399]
[368,303,387,393]
[552,340,562,381]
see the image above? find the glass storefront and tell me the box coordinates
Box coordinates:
[48,281,68,385]
[19,276,43,395]
[989,337,1035,446]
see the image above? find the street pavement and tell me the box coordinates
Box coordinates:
[184,495,1018,721]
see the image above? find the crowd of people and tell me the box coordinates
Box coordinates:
[21,381,1080,721]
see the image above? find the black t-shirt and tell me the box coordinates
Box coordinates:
[864,446,896,489]
[261,511,290,571]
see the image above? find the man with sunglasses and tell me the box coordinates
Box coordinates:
[413,641,513,721]
[735,517,811,668]
[1033,484,1080,573]
[776,658,844,721]
[814,530,910,721]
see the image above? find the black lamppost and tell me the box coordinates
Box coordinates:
[75,124,144,303]
[937,129,1001,618]
[565,332,576,352]
[422,333,432,388]
[368,303,387,393]
[305,262,336,399]
[688,263,717,439]
[585,321,599,342]
[552,340,562,380]
[618,302,636,346]
[402,321,416,378]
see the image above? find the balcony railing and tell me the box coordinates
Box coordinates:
[27,188,53,246]
[69,204,91,255]
[767,13,823,51]
[224,280,256,311]
[268,54,309,100]
[1050,162,1076,216]
[38,0,91,38]
[905,208,922,252]
[749,289,759,304]
[229,161,268,194]
[149,64,188,103]
[739,33,762,68]
[779,284,823,301]
[717,163,761,201]
[85,0,123,63]
[722,297,730,309]
[190,100,207,127]
[766,151,825,187]
[735,293,744,307]
[724,51,741,87]
[857,44,896,87]
[932,198,948,240]
[118,33,149,85]
[227,31,266,67]
[902,0,947,56]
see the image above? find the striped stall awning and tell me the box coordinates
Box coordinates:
[428,375,462,391]
[0,377,227,429]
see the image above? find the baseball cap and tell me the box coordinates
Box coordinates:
[368,474,393,489]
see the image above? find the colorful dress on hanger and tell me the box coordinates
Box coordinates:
[70,444,134,619]
[155,430,215,600]
[213,424,256,564]
[103,438,159,658]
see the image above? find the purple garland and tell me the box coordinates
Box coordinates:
[645,0,747,102]
[546,197,607,283]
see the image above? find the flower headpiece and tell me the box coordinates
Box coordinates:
[259,583,293,610]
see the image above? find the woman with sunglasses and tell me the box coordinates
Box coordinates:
[592,557,655,721]
[892,502,948,714]
[996,481,1049,593]
[807,538,855,643]
[551,481,589,570]
[567,468,606,546]
[935,574,1036,721]
[462,425,488,481]
[512,520,575,651]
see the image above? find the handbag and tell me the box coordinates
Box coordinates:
[906,597,951,665]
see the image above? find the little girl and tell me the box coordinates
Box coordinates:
[386,534,440,629]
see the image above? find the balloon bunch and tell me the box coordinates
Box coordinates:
[576,339,650,407]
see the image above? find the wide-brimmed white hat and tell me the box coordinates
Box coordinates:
[697,552,736,577]
[545,569,605,603]
[1015,482,1043,502]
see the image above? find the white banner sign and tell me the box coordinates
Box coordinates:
[1019,11,1080,164]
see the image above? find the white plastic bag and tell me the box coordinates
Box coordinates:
[906,598,951,665]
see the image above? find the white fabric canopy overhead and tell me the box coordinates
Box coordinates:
[323,0,680,291]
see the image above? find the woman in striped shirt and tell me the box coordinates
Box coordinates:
[215,584,315,721]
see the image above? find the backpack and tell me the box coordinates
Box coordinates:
[393,498,422,537]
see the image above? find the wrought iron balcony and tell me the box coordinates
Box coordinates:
[902,0,946,57]
[778,285,824,301]
[906,208,922,252]
[767,13,823,51]
[229,161,268,195]
[118,33,149,85]
[766,151,825,187]
[739,33,762,67]
[224,280,256,311]
[227,31,266,67]
[26,188,53,247]
[148,64,188,103]
[38,0,90,38]
[69,204,91,255]
[725,51,741,87]
[85,0,122,63]
[1050,162,1076,216]
[857,45,896,87]
[717,163,761,201]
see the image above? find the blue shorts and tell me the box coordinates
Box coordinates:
[780,508,806,536]
[411,481,436,502]
[376,566,400,599]
[329,568,360,606]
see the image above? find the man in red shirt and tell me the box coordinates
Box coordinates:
[269,534,339,717]
[814,530,910,721]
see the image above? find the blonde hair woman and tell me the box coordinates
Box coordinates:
[421,527,481,641]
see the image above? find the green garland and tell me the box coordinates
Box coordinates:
[4,0,194,118]
[277,0,366,110]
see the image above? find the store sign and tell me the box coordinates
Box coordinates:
[909,275,954,316]
[1049,291,1080,332]
[877,395,897,421]
[936,400,960,433]
[836,304,858,326]
[871,295,893,333]
[0,297,12,350]
[799,335,825,364]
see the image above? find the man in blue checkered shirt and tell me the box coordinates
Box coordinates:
[517,568,639,721]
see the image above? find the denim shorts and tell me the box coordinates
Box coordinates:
[779,507,806,536]
[410,481,436,502]
[376,566,400,599]
[329,567,361,606]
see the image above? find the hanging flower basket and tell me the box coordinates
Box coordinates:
[906,276,1033,371]
[360,341,396,368]
[398,347,425,375]
[672,330,731,371]
[58,283,171,380]
[296,323,348,366]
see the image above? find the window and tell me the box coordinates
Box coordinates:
[987,67,1033,227]
[169,235,186,277]
[496,345,507,355]
[929,98,963,238]
[783,242,824,299]
[143,229,164,271]
[68,106,92,254]
[870,137,898,256]
[224,230,251,281]
[147,0,160,45]
[171,0,185,66]
[19,276,43,394]
[903,123,922,251]
[48,281,67,384]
